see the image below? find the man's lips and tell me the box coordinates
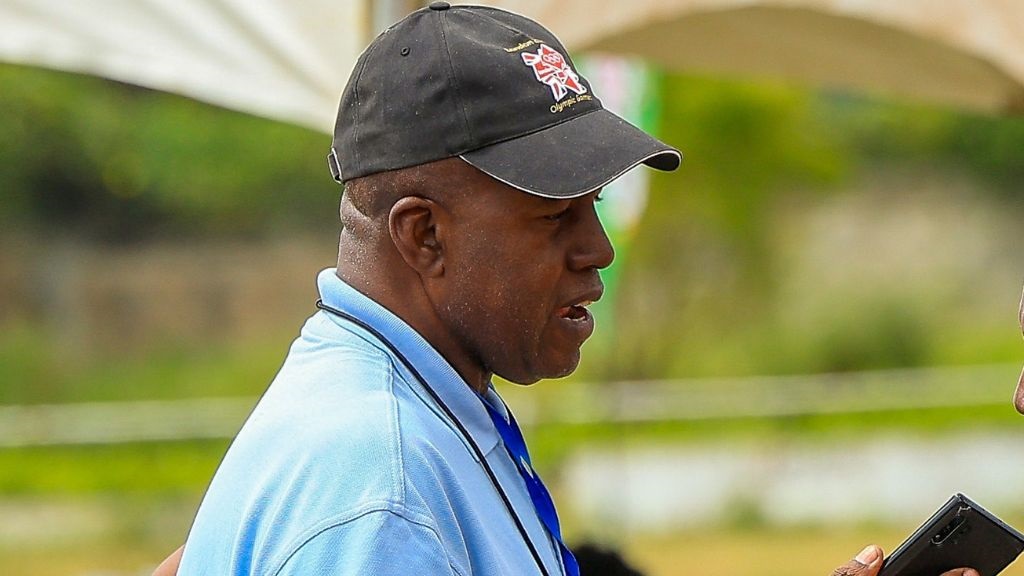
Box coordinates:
[555,287,604,320]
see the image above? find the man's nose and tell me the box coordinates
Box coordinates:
[568,208,615,271]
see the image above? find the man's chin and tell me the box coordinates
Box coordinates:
[500,354,581,385]
[539,351,583,382]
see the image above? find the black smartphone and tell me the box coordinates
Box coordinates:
[879,493,1024,576]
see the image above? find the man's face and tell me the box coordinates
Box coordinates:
[435,169,614,385]
[1015,287,1024,414]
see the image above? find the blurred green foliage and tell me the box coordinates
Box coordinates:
[5,62,1019,244]
[0,320,290,404]
[0,63,338,241]
[0,65,1022,571]
[2,62,1022,387]
[834,91,1024,194]
[3,399,1018,496]
[579,74,1024,380]
[0,441,226,495]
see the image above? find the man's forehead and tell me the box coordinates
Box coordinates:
[499,182,602,206]
[456,163,573,206]
[414,158,595,210]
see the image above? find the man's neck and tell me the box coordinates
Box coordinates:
[335,256,491,395]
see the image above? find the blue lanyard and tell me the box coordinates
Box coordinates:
[480,393,580,576]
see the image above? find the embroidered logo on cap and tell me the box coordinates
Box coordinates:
[521,44,587,102]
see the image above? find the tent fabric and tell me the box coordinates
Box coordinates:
[2,0,1023,130]
[0,0,368,132]
[489,0,1024,114]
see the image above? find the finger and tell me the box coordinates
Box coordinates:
[831,545,883,576]
[940,569,979,576]
[152,545,184,576]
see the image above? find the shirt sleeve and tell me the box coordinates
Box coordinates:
[271,508,461,576]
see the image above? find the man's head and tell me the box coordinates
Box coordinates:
[338,158,611,388]
[330,4,679,390]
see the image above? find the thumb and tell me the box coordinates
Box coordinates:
[831,545,883,576]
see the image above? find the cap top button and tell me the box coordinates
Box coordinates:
[429,1,450,10]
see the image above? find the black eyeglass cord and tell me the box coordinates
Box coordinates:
[315,299,552,576]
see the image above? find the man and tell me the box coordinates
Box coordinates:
[159,4,979,575]
[1015,287,1024,415]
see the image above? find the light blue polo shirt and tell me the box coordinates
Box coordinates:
[178,269,563,575]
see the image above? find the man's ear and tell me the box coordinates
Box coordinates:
[388,196,445,277]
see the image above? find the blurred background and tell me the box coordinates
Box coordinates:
[1,1,1023,574]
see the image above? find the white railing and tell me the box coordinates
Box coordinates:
[518,362,1021,424]
[0,363,1018,447]
[0,397,255,447]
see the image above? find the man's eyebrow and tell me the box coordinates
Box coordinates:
[531,197,571,210]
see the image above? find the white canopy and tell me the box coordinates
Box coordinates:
[0,0,371,132]
[1,0,1022,135]
[492,0,1024,114]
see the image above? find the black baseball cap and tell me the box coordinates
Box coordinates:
[328,2,680,198]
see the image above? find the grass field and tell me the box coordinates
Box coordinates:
[3,327,1021,575]
[3,404,1023,575]
[7,508,1024,576]
[4,437,1024,576]
[626,525,1024,576]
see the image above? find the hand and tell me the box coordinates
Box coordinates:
[152,545,183,576]
[830,545,980,576]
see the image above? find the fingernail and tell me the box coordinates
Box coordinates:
[856,545,880,565]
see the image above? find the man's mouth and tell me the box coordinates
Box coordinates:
[553,285,602,343]
[558,300,594,321]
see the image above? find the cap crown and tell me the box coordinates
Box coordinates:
[331,5,602,182]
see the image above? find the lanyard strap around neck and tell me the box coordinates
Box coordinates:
[480,393,580,576]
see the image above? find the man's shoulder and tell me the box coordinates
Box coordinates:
[180,317,429,572]
[182,312,506,576]
[235,310,471,490]
[251,317,406,448]
[282,311,396,378]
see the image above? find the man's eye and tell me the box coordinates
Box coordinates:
[544,208,570,221]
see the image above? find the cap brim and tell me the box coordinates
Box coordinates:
[459,109,681,199]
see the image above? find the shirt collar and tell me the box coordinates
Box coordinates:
[316,268,500,455]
